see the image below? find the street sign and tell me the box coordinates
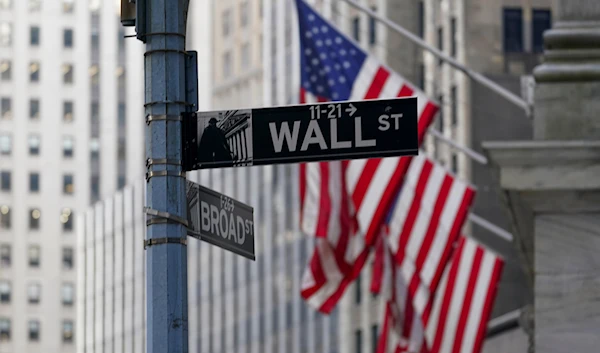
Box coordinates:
[186,180,255,260]
[182,97,418,171]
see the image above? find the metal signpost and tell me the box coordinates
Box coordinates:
[182,97,419,171]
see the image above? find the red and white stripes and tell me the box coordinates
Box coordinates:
[386,155,476,292]
[423,237,504,353]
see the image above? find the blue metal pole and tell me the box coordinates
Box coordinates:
[143,0,189,352]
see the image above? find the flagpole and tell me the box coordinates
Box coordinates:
[428,128,488,165]
[342,0,532,117]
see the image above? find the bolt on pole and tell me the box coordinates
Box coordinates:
[123,0,191,352]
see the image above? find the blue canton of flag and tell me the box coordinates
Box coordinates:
[296,0,367,101]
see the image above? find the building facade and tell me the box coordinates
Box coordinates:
[0,0,144,352]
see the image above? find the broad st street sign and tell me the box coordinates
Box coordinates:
[186,180,255,260]
[182,97,418,171]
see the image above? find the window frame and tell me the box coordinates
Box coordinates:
[29,208,41,230]
[27,282,41,304]
[0,244,10,267]
[0,171,10,191]
[29,98,40,119]
[1,96,11,119]
[0,280,10,303]
[503,7,524,53]
[30,25,40,46]
[63,28,73,48]
[29,172,40,193]
[61,283,74,306]
[0,134,10,155]
[28,245,40,268]
[28,320,40,341]
[63,174,74,194]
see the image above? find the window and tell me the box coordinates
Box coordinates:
[355,329,362,353]
[30,208,41,229]
[451,153,458,173]
[240,2,249,27]
[29,245,40,267]
[241,43,250,69]
[91,176,99,202]
[0,318,10,341]
[418,1,424,38]
[63,28,73,48]
[61,208,73,231]
[90,65,99,85]
[0,244,9,267]
[0,22,11,47]
[0,280,10,303]
[62,247,73,269]
[118,102,126,127]
[371,325,378,353]
[62,320,73,342]
[29,173,39,192]
[29,61,40,82]
[0,134,10,155]
[222,9,231,36]
[63,64,73,84]
[369,7,377,45]
[28,320,40,341]
[0,205,10,229]
[29,99,40,119]
[118,176,126,189]
[533,9,551,53]
[91,102,99,137]
[63,175,74,194]
[0,171,9,191]
[30,26,40,46]
[451,17,457,57]
[0,0,11,9]
[437,26,444,65]
[223,51,232,78]
[63,0,74,13]
[29,0,41,11]
[28,283,41,303]
[503,8,523,53]
[451,85,457,126]
[1,97,11,119]
[355,274,361,304]
[63,136,74,158]
[63,101,73,122]
[352,16,360,41]
[62,283,74,306]
[29,134,40,155]
[0,60,10,80]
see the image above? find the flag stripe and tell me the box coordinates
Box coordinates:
[349,56,380,100]
[365,66,391,99]
[450,247,483,353]
[471,256,503,353]
[427,239,465,353]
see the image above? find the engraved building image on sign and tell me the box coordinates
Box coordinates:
[188,109,253,169]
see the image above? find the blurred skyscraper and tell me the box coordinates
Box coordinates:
[0,0,145,352]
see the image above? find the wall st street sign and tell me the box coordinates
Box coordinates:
[186,180,255,260]
[182,97,418,171]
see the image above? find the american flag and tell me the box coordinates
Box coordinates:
[376,236,504,353]
[296,0,438,313]
[295,1,504,353]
